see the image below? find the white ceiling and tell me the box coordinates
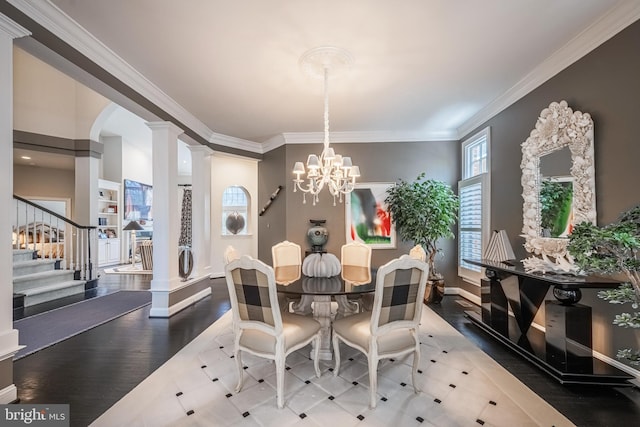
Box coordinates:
[12,1,640,156]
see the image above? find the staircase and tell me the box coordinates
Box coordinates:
[12,249,87,309]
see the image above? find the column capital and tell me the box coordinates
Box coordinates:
[187,144,214,156]
[146,121,184,137]
[0,14,30,39]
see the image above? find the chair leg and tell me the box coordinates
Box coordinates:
[313,334,321,377]
[234,349,244,393]
[412,345,421,394]
[276,355,285,409]
[332,333,341,376]
[368,355,378,408]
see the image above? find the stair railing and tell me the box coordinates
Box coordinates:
[12,195,97,282]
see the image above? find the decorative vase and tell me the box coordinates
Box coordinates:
[225,212,245,234]
[424,277,445,304]
[553,287,582,305]
[302,253,341,277]
[178,246,194,280]
[307,219,328,252]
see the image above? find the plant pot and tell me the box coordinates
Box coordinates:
[424,277,445,304]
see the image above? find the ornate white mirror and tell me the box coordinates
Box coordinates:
[520,100,596,272]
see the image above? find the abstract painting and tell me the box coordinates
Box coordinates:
[345,182,396,249]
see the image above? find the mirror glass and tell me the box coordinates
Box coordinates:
[539,148,572,238]
[520,101,596,272]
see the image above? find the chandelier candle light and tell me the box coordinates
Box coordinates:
[293,47,360,206]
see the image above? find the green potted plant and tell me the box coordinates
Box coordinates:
[385,173,459,303]
[567,205,640,366]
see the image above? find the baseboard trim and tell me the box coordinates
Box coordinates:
[446,286,481,306]
[0,385,18,404]
[149,277,212,318]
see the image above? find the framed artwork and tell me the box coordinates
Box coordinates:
[345,182,396,249]
[124,179,153,221]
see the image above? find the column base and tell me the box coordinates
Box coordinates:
[149,275,211,318]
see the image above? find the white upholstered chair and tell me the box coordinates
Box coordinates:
[225,255,321,408]
[332,255,429,408]
[341,241,372,285]
[409,244,427,262]
[341,241,373,312]
[272,240,302,285]
[223,245,240,265]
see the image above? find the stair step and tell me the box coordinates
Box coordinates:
[13,259,58,276]
[21,280,86,307]
[13,270,77,292]
[13,249,36,263]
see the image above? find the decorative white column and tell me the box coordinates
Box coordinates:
[147,122,183,316]
[188,145,213,278]
[0,14,30,404]
[74,155,100,276]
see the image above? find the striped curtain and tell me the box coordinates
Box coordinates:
[179,188,192,247]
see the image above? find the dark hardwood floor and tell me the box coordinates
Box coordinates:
[12,273,640,427]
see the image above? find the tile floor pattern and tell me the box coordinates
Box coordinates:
[92,306,574,427]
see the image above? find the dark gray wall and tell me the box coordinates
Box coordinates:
[259,141,460,280]
[258,145,287,265]
[461,19,640,366]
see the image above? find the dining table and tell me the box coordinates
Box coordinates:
[276,266,376,360]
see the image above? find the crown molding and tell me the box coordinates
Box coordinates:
[0,12,30,38]
[458,0,640,138]
[208,131,263,153]
[261,134,287,153]
[280,130,457,145]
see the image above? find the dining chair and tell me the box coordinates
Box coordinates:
[332,255,429,408]
[341,241,372,312]
[223,245,240,265]
[272,240,302,285]
[225,255,321,409]
[409,244,427,262]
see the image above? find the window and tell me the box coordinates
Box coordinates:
[458,127,490,284]
[221,186,249,235]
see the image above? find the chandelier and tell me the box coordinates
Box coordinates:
[293,47,360,206]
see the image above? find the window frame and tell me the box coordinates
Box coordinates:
[221,186,250,236]
[458,127,491,285]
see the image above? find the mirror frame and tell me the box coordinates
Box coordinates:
[521,100,596,270]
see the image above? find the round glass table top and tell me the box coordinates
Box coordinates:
[275,267,376,296]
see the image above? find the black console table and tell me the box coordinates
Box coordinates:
[465,259,633,386]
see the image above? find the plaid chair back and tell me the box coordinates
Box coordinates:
[226,256,280,328]
[372,257,429,329]
[140,240,153,270]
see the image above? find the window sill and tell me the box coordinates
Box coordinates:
[221,233,253,238]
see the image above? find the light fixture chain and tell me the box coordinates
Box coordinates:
[324,66,330,148]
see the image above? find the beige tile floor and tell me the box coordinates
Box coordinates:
[91,306,575,426]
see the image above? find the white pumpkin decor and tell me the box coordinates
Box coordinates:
[302,253,341,277]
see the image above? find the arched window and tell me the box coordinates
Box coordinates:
[222,186,249,235]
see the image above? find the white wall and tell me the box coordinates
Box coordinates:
[211,153,258,276]
[13,47,109,139]
[122,137,153,186]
